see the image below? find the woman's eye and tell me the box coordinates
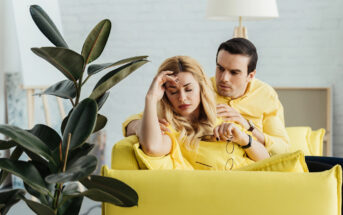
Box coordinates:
[170,91,178,95]
[185,89,193,92]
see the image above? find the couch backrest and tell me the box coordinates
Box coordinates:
[286,127,325,156]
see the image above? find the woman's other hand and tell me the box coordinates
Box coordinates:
[213,122,249,146]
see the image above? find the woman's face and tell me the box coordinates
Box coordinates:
[165,72,201,120]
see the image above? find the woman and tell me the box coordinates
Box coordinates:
[134,56,270,170]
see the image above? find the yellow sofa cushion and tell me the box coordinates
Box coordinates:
[237,150,308,172]
[102,165,342,215]
[286,127,325,156]
[111,136,139,170]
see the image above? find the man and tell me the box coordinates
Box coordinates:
[124,38,289,156]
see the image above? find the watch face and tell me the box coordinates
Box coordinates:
[248,120,255,131]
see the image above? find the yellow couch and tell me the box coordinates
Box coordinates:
[102,127,342,215]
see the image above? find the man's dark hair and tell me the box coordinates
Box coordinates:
[216,38,258,74]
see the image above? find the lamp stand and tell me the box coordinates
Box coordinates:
[233,16,248,39]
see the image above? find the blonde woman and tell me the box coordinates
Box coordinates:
[132,56,270,170]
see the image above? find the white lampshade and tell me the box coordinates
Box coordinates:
[207,0,279,21]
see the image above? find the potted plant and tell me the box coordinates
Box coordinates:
[0,5,148,215]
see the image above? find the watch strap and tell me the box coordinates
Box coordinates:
[247,120,254,132]
[241,134,252,149]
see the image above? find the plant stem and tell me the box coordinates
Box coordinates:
[69,98,75,107]
[53,133,72,211]
[63,133,72,171]
[75,64,86,106]
[81,75,91,87]
[75,80,81,106]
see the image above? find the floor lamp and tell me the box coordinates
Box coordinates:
[206,0,279,39]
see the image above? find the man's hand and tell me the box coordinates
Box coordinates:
[126,119,170,136]
[158,119,171,133]
[216,104,250,129]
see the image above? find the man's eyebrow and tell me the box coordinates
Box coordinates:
[229,69,241,73]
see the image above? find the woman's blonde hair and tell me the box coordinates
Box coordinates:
[157,56,216,150]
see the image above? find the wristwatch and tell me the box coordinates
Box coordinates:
[247,120,255,132]
[241,134,252,149]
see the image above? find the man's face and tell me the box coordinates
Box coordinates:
[215,50,256,99]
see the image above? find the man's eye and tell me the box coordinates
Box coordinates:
[170,91,177,95]
[217,66,225,72]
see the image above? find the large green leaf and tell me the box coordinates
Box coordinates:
[0,125,56,166]
[90,60,148,100]
[21,197,55,215]
[62,99,97,155]
[0,189,26,215]
[95,92,110,110]
[31,47,84,82]
[30,5,68,48]
[24,182,49,206]
[68,143,95,165]
[80,175,138,207]
[0,147,23,185]
[35,80,77,100]
[87,55,148,76]
[0,140,16,150]
[45,155,97,184]
[65,188,127,206]
[0,159,50,196]
[61,109,73,135]
[93,114,107,133]
[61,181,126,206]
[82,19,111,65]
[28,124,61,151]
[57,195,83,215]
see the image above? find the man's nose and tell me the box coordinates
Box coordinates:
[221,71,231,82]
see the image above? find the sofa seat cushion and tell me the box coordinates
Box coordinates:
[102,165,341,215]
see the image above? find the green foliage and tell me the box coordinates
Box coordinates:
[0,4,147,215]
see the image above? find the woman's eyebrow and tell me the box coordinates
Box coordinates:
[166,83,192,89]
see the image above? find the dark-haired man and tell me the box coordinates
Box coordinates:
[124,38,289,156]
[212,38,289,155]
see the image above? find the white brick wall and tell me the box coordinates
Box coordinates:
[58,0,343,164]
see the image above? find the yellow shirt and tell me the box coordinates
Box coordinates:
[132,119,254,170]
[211,77,289,155]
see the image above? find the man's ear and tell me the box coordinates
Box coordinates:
[247,70,256,81]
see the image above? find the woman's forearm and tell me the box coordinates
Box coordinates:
[138,95,165,156]
[241,135,270,161]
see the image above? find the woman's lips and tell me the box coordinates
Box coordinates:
[178,104,191,110]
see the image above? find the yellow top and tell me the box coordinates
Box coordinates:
[211,77,289,155]
[132,118,254,170]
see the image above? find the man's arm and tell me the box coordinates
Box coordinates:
[124,114,170,137]
[122,113,143,137]
[216,102,289,155]
[217,104,265,144]
[261,100,290,155]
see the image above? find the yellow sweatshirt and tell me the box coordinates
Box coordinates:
[211,77,289,155]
